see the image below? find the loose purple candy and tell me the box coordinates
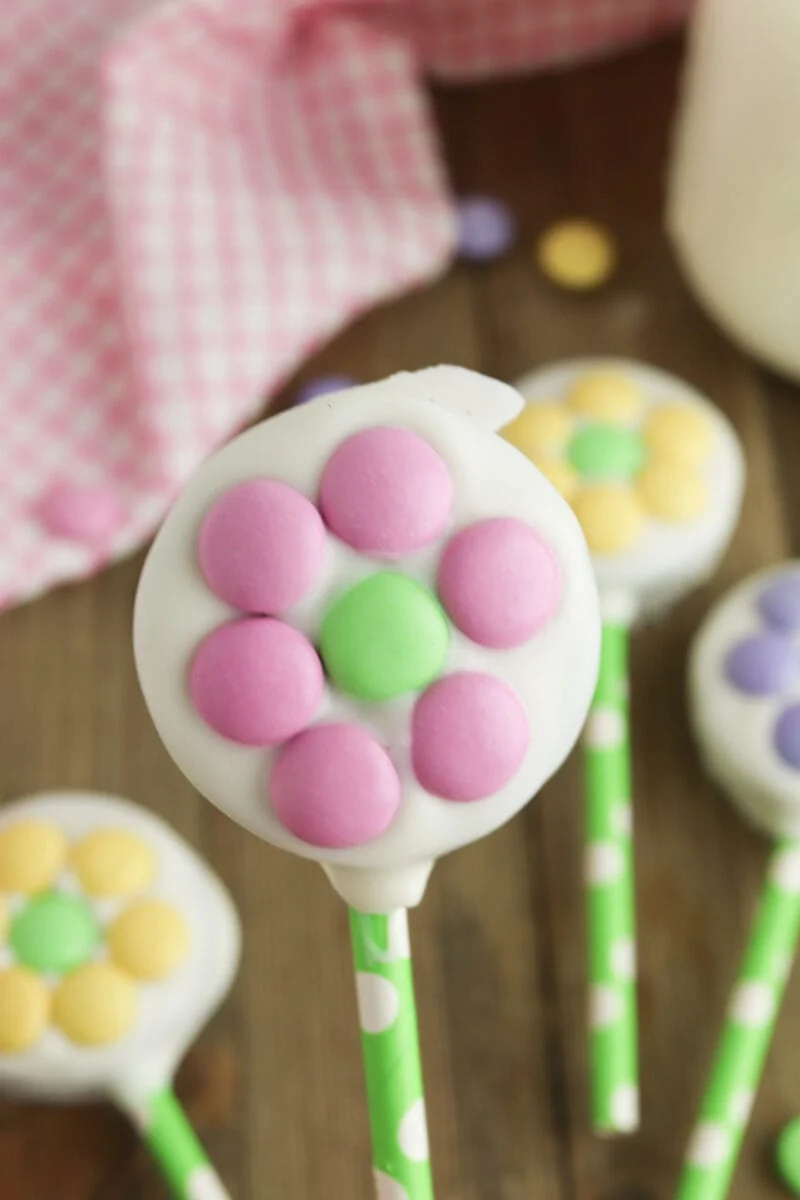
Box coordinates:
[758,574,800,633]
[456,195,516,263]
[775,704,800,770]
[724,634,800,696]
[294,374,356,406]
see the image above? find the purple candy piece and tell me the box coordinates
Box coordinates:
[294,374,356,405]
[758,574,800,632]
[725,633,800,696]
[775,704,800,770]
[456,195,516,263]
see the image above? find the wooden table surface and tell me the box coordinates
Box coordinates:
[2,32,799,1200]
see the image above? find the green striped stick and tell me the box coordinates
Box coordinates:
[676,840,800,1200]
[350,909,434,1200]
[583,617,639,1134]
[120,1085,231,1200]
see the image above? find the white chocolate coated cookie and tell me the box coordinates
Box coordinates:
[690,564,800,838]
[507,359,745,623]
[134,366,601,911]
[0,792,240,1103]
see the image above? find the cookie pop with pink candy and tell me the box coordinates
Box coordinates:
[134,365,601,1200]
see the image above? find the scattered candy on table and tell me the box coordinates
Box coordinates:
[456,195,517,262]
[537,218,618,290]
[134,365,602,1200]
[34,482,124,547]
[676,565,800,1200]
[777,1116,800,1197]
[503,358,745,1136]
[0,792,240,1200]
[293,374,358,406]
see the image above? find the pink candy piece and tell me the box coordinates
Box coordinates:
[319,427,453,557]
[36,482,123,546]
[190,619,323,745]
[271,724,401,848]
[412,672,529,801]
[438,518,560,649]
[199,480,326,614]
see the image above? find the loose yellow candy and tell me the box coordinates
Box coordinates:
[567,371,644,423]
[572,485,646,554]
[53,963,137,1046]
[108,900,189,982]
[638,463,708,522]
[501,403,573,455]
[0,967,50,1053]
[71,829,156,898]
[644,404,713,467]
[537,219,617,290]
[0,822,67,894]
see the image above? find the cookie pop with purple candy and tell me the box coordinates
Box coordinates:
[134,365,601,1200]
[678,564,800,1200]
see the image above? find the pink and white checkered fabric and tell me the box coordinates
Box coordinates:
[0,0,689,610]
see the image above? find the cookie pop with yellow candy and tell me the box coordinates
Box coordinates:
[0,791,240,1200]
[502,358,745,1136]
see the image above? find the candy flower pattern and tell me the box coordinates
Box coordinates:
[725,572,800,772]
[501,368,714,555]
[190,425,563,849]
[0,820,189,1053]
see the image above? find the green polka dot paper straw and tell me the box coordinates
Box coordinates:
[123,1086,231,1200]
[676,841,800,1200]
[583,618,639,1134]
[350,909,434,1200]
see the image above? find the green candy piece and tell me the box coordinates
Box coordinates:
[777,1117,800,1195]
[568,423,646,480]
[11,892,100,973]
[320,572,449,702]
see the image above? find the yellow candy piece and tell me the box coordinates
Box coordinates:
[537,219,617,290]
[638,463,708,522]
[572,485,646,555]
[567,371,644,423]
[53,963,137,1046]
[644,404,713,467]
[0,967,50,1053]
[0,822,67,894]
[501,403,573,455]
[71,829,156,898]
[527,451,579,501]
[108,900,190,982]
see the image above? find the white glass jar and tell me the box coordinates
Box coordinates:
[668,0,800,379]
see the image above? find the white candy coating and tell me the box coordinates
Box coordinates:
[689,564,800,838]
[514,359,745,624]
[134,366,602,911]
[0,792,240,1103]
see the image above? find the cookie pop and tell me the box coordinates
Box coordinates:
[0,791,240,1200]
[676,563,800,1200]
[134,365,602,1199]
[502,359,745,1134]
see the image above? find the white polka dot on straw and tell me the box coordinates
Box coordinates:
[610,1083,639,1132]
[398,1099,429,1162]
[611,938,636,980]
[687,1122,731,1169]
[586,841,625,885]
[373,1171,410,1200]
[585,707,625,749]
[771,846,800,893]
[729,981,775,1027]
[591,985,623,1029]
[356,973,400,1034]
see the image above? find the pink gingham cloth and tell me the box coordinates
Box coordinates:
[0,0,689,610]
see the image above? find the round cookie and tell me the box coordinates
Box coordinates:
[507,359,745,621]
[134,365,602,912]
[0,792,240,1105]
[689,563,800,838]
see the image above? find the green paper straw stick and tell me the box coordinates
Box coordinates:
[676,840,800,1200]
[122,1085,231,1200]
[350,909,435,1200]
[583,617,639,1134]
